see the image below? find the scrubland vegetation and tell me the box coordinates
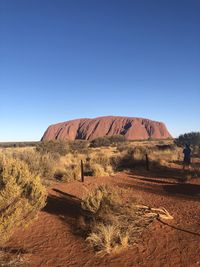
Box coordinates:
[80,185,152,254]
[1,132,199,183]
[0,137,184,185]
[0,153,47,266]
[0,132,199,261]
[80,185,173,254]
[0,155,47,244]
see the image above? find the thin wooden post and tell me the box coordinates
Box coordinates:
[145,153,149,171]
[132,154,135,169]
[81,160,84,182]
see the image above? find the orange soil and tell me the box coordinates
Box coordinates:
[4,168,200,267]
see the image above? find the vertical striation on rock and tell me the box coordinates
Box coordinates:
[41,116,172,141]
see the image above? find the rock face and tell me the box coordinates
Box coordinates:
[41,116,172,141]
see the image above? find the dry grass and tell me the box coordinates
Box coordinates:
[80,185,172,255]
[148,147,182,165]
[0,140,184,183]
[0,148,57,183]
[0,249,30,267]
[86,224,128,254]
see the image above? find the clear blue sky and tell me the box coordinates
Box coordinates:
[0,0,199,141]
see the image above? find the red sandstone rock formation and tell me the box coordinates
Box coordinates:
[41,116,172,141]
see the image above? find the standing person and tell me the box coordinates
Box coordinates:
[183,144,191,170]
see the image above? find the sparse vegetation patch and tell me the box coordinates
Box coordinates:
[80,186,172,255]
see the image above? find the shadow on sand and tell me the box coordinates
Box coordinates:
[1,191,84,255]
[131,165,199,182]
[43,190,82,219]
[43,189,90,238]
[163,183,200,197]
[118,165,200,202]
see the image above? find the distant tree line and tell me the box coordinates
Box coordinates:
[175,132,200,146]
[0,141,39,148]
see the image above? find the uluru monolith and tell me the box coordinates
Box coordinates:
[41,116,172,141]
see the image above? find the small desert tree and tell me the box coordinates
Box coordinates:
[0,155,47,244]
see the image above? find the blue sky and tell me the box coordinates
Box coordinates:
[0,0,199,141]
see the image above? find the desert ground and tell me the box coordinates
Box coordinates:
[3,162,200,267]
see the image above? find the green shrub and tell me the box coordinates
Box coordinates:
[36,140,70,156]
[36,140,89,155]
[0,155,47,244]
[108,135,126,143]
[90,135,126,148]
[69,140,89,153]
[175,132,200,147]
[90,137,110,148]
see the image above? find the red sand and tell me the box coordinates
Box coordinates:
[5,168,200,267]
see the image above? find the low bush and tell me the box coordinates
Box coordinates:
[89,164,107,177]
[54,164,81,182]
[80,186,157,254]
[90,135,126,148]
[90,137,110,148]
[91,153,110,168]
[110,148,136,170]
[84,152,115,177]
[116,143,130,153]
[36,140,70,156]
[116,144,181,170]
[69,140,89,153]
[0,155,47,245]
[81,185,121,214]
[108,135,126,143]
[13,150,57,181]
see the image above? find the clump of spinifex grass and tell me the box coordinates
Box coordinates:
[80,186,172,255]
